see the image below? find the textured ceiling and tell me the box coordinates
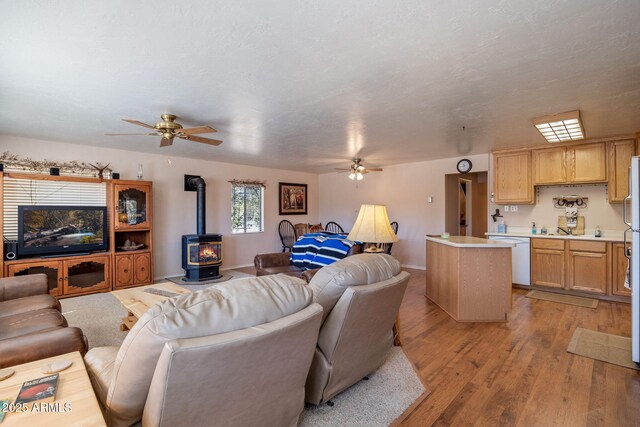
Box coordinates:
[1,0,639,173]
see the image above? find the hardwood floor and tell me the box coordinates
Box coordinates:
[234,265,640,425]
[397,268,640,427]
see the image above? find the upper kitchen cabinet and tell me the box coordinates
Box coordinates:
[533,143,606,185]
[607,139,636,203]
[569,143,607,183]
[493,151,534,204]
[533,147,566,184]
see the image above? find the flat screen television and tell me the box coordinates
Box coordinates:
[18,205,108,257]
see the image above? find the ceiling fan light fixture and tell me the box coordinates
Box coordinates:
[532,110,584,143]
[348,172,356,180]
[356,172,364,181]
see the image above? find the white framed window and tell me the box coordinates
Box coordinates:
[231,182,264,234]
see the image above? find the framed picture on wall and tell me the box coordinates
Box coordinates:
[279,183,308,215]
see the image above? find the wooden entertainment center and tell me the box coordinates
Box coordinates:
[0,172,154,298]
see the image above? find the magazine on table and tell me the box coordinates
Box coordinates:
[14,373,59,409]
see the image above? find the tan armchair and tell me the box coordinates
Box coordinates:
[304,254,410,405]
[0,274,87,368]
[84,275,323,427]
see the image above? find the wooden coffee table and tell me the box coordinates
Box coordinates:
[0,351,105,426]
[111,282,191,331]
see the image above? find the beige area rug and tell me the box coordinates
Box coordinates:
[526,290,598,308]
[567,327,639,371]
[61,272,427,426]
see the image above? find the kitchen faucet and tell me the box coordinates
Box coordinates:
[557,227,572,235]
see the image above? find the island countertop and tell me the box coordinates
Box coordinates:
[425,235,515,248]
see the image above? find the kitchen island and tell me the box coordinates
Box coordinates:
[425,236,514,322]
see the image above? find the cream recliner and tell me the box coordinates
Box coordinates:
[305,253,410,405]
[84,275,323,427]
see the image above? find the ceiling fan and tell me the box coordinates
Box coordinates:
[106,114,222,147]
[334,158,383,180]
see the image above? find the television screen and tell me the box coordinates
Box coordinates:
[18,206,108,257]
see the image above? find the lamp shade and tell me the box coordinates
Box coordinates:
[347,204,398,244]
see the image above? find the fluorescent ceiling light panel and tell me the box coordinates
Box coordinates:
[532,110,584,143]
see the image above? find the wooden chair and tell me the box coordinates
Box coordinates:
[309,223,324,233]
[278,220,296,252]
[379,221,399,255]
[367,221,399,254]
[325,221,344,233]
[294,223,309,239]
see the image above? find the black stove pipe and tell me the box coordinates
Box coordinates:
[188,177,206,235]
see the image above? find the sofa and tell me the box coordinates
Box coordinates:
[0,274,88,368]
[304,254,410,404]
[84,274,323,427]
[254,238,362,280]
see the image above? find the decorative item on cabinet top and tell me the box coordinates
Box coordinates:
[0,151,113,178]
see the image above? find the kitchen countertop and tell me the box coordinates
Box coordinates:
[426,235,516,248]
[485,231,625,242]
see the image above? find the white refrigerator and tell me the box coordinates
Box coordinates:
[625,156,640,365]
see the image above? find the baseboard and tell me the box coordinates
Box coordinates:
[401,264,426,270]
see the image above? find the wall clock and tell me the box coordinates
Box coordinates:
[457,158,473,174]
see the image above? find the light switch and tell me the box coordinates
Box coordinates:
[504,206,510,212]
[428,196,433,203]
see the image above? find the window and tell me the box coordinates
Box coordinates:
[231,183,264,233]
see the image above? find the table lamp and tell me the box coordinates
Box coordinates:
[347,204,398,253]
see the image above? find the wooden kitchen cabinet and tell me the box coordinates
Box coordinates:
[533,147,566,185]
[566,244,608,295]
[608,139,636,203]
[533,143,606,185]
[531,239,565,289]
[531,247,565,289]
[529,238,625,298]
[493,151,534,204]
[611,242,632,296]
[114,252,152,289]
[569,143,607,183]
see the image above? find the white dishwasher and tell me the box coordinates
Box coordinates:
[488,236,531,286]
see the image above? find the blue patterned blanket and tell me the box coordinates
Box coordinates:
[290,232,358,270]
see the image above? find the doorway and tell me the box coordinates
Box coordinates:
[458,179,471,236]
[445,172,488,238]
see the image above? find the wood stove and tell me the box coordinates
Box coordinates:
[182,234,222,281]
[182,176,222,281]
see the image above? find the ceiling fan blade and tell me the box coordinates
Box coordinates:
[123,119,156,130]
[334,168,352,171]
[160,137,173,147]
[180,125,217,135]
[105,133,157,136]
[182,135,223,146]
[366,168,383,172]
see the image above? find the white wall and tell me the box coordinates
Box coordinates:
[488,184,625,234]
[318,154,490,269]
[0,136,319,277]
